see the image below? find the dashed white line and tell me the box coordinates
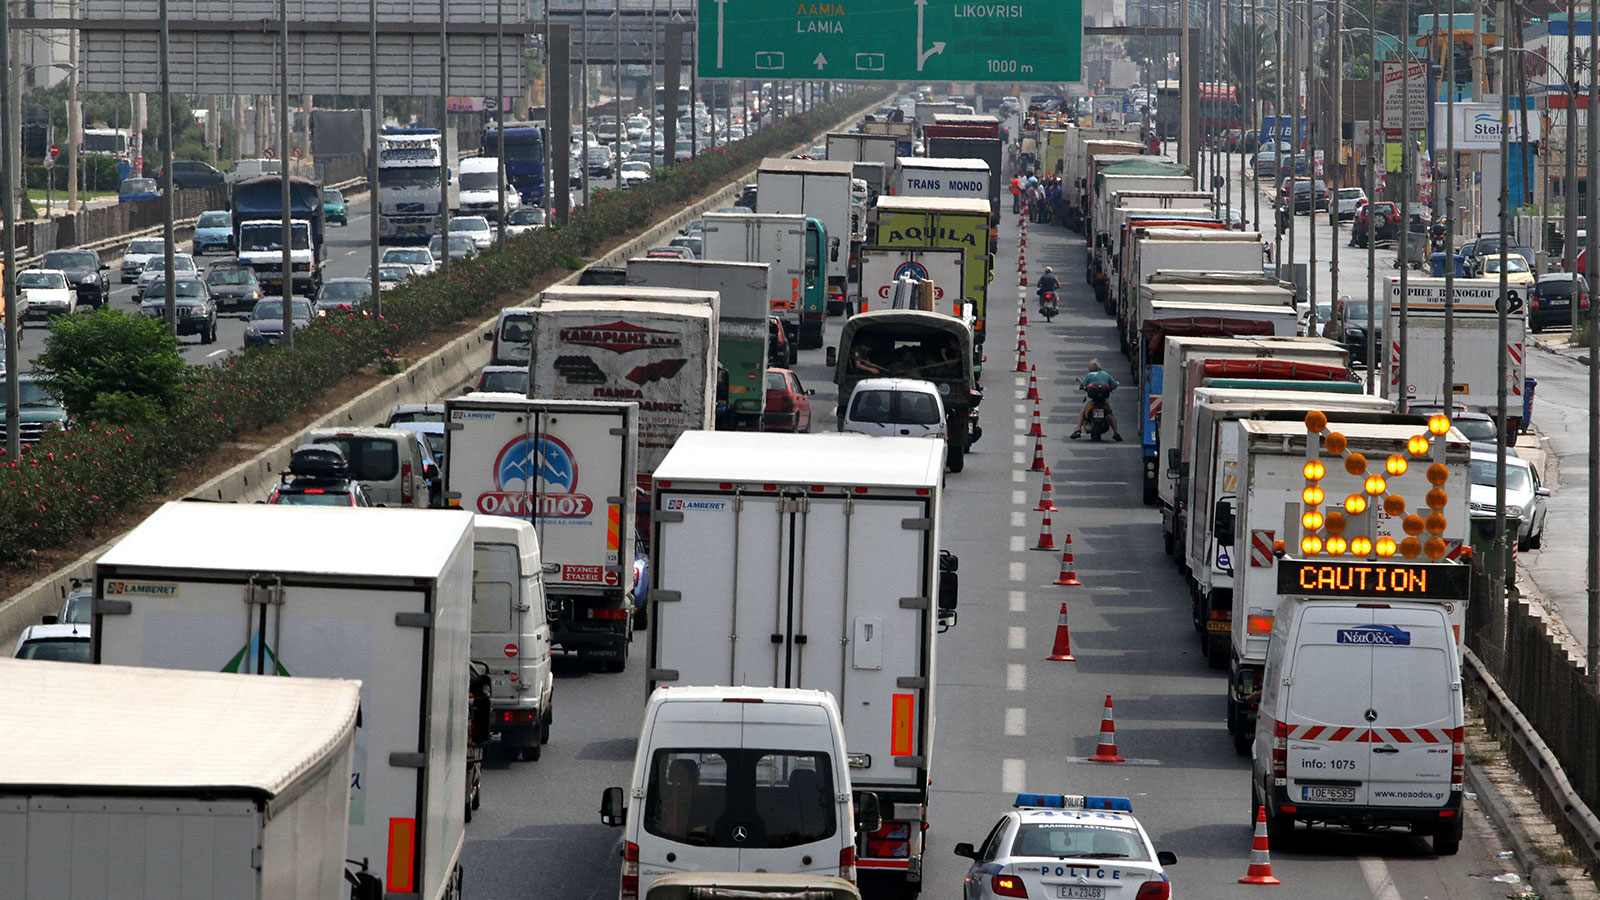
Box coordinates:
[1002,759,1026,793]
[1013,434,1026,447]
[205,348,229,358]
[1013,418,1026,431]
[1007,626,1026,650]
[1011,490,1026,505]
[1006,663,1027,690]
[1010,512,1025,528]
[1012,470,1025,483]
[1012,451,1025,464]
[1009,590,1026,612]
[1009,535,1025,552]
[1359,858,1402,900]
[1008,562,1026,582]
[1005,708,1026,736]
[1013,403,1026,415]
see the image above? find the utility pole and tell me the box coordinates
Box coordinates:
[1365,0,1377,392]
[1568,0,1580,325]
[1398,11,1414,407]
[1588,0,1599,682]
[1493,0,1511,601]
[160,0,176,333]
[1330,0,1342,312]
[278,0,293,345]
[66,0,77,213]
[2,0,18,461]
[438,0,450,282]
[368,0,380,315]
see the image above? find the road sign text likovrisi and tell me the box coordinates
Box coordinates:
[697,0,1081,82]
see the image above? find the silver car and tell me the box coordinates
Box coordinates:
[1469,448,1549,550]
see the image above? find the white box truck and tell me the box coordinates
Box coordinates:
[0,659,360,900]
[526,298,717,476]
[446,396,641,669]
[893,157,992,207]
[858,245,967,318]
[826,132,899,193]
[1384,277,1528,432]
[625,258,773,430]
[1221,418,1471,753]
[756,158,855,326]
[701,211,821,348]
[648,433,958,895]
[1119,230,1267,342]
[91,503,476,900]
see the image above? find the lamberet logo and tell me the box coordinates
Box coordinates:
[478,434,595,518]
[665,498,728,511]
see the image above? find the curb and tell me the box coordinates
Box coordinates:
[1531,335,1592,367]
[1466,741,1599,899]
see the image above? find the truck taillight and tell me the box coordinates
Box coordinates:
[1583,293,1591,310]
[401,462,414,504]
[1272,720,1288,779]
[1450,726,1465,789]
[839,846,857,883]
[588,608,628,620]
[1134,880,1171,900]
[990,874,1028,898]
[622,841,639,900]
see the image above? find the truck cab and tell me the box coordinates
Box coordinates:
[235,218,320,295]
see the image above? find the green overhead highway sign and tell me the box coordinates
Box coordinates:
[697,0,1081,82]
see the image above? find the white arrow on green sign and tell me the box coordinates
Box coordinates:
[698,0,1081,82]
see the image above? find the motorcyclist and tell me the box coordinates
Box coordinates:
[1070,360,1123,442]
[1036,266,1060,296]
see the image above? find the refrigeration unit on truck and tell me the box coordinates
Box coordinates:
[701,211,825,350]
[92,502,476,900]
[0,659,360,900]
[1181,388,1394,666]
[648,432,959,896]
[446,396,640,671]
[756,158,855,341]
[526,297,717,477]
[873,196,993,347]
[1384,277,1527,432]
[625,258,773,430]
[1220,417,1471,754]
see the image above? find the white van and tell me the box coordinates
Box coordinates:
[1251,597,1465,854]
[224,157,282,184]
[838,377,947,440]
[601,687,872,900]
[472,515,554,760]
[458,156,523,220]
[306,426,431,508]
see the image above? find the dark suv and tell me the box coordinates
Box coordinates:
[139,277,218,343]
[1531,273,1590,332]
[1286,179,1331,214]
[40,249,109,308]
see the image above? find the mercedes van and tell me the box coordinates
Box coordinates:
[471,515,555,761]
[601,688,873,900]
[1252,595,1465,854]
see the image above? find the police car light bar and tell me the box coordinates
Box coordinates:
[1013,794,1133,812]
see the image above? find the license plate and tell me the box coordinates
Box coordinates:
[1302,786,1356,802]
[1057,888,1104,899]
[1206,620,1231,632]
[1547,298,1569,307]
[401,225,425,234]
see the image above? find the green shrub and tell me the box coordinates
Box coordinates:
[34,308,192,421]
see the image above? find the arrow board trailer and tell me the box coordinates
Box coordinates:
[626,258,774,430]
[756,158,855,343]
[444,396,639,666]
[860,245,967,318]
[526,296,718,477]
[1225,418,1472,748]
[91,503,476,900]
[0,659,360,900]
[1183,390,1396,665]
[1384,277,1528,430]
[648,432,955,893]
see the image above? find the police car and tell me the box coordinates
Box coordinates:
[955,794,1177,900]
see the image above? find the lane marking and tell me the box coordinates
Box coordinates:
[1009,590,1026,612]
[206,348,229,358]
[1012,470,1025,483]
[1359,858,1403,900]
[1002,758,1025,793]
[1005,707,1026,736]
[1012,451,1025,464]
[1013,418,1026,430]
[1013,403,1025,414]
[1009,535,1025,552]
[1011,490,1026,504]
[1006,663,1026,690]
[1008,626,1026,650]
[1009,562,1026,582]
[1010,511,1025,528]
[1013,434,1026,448]
[1065,756,1162,766]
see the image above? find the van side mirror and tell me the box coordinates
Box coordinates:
[1157,851,1178,866]
[41,614,59,625]
[1213,500,1236,547]
[600,786,626,826]
[830,236,841,262]
[1166,448,1179,477]
[954,842,979,860]
[345,870,383,900]
[854,791,882,834]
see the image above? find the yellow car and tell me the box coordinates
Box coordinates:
[1477,254,1536,290]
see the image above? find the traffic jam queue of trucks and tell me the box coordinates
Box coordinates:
[1060,123,1476,855]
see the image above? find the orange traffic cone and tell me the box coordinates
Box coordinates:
[1029,432,1047,472]
[1028,397,1044,437]
[1015,335,1029,373]
[1087,695,1126,762]
[1033,509,1056,550]
[1046,602,1076,661]
[1026,366,1040,400]
[1034,467,1058,511]
[1053,535,1083,585]
[1020,234,1027,246]
[1020,272,1029,286]
[1018,307,1029,328]
[1238,806,1282,885]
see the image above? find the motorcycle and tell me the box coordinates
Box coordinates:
[1038,288,1059,321]
[1084,383,1114,441]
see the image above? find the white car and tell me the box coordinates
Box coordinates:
[1333,186,1367,220]
[120,236,164,283]
[504,207,549,236]
[380,246,438,277]
[18,269,76,316]
[448,215,495,251]
[618,161,652,189]
[135,253,197,300]
[13,621,92,662]
[840,377,948,440]
[1469,448,1549,550]
[956,794,1178,900]
[368,264,413,291]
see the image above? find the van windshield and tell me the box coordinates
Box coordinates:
[644,748,836,848]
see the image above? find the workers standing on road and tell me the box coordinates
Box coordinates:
[1147,132,1161,156]
[1011,175,1023,213]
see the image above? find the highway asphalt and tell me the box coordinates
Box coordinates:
[457,187,1525,900]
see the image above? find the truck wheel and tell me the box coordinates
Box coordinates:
[519,741,542,762]
[540,710,552,744]
[601,656,627,674]
[634,605,649,630]
[946,438,965,472]
[1233,718,1253,756]
[1207,634,1229,670]
[1432,818,1463,855]
[1267,809,1295,847]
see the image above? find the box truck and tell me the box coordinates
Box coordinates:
[0,658,360,900]
[894,157,993,210]
[827,132,899,191]
[702,211,827,349]
[756,158,855,339]
[92,503,476,900]
[873,196,993,345]
[447,396,640,668]
[526,297,716,475]
[1221,417,1471,753]
[648,433,959,894]
[1384,277,1527,433]
[923,114,1003,216]
[858,245,967,319]
[626,258,773,430]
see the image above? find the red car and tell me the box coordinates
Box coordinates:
[762,367,813,432]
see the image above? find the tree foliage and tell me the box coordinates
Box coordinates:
[33,308,194,423]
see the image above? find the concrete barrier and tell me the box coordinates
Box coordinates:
[0,93,884,648]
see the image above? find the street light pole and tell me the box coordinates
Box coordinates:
[1569,0,1581,331]
[1588,0,1600,682]
[1,0,18,461]
[1494,0,1511,599]
[369,0,380,316]
[1365,5,1376,393]
[66,0,78,214]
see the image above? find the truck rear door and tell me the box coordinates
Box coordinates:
[1282,607,1373,806]
[1363,607,1457,809]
